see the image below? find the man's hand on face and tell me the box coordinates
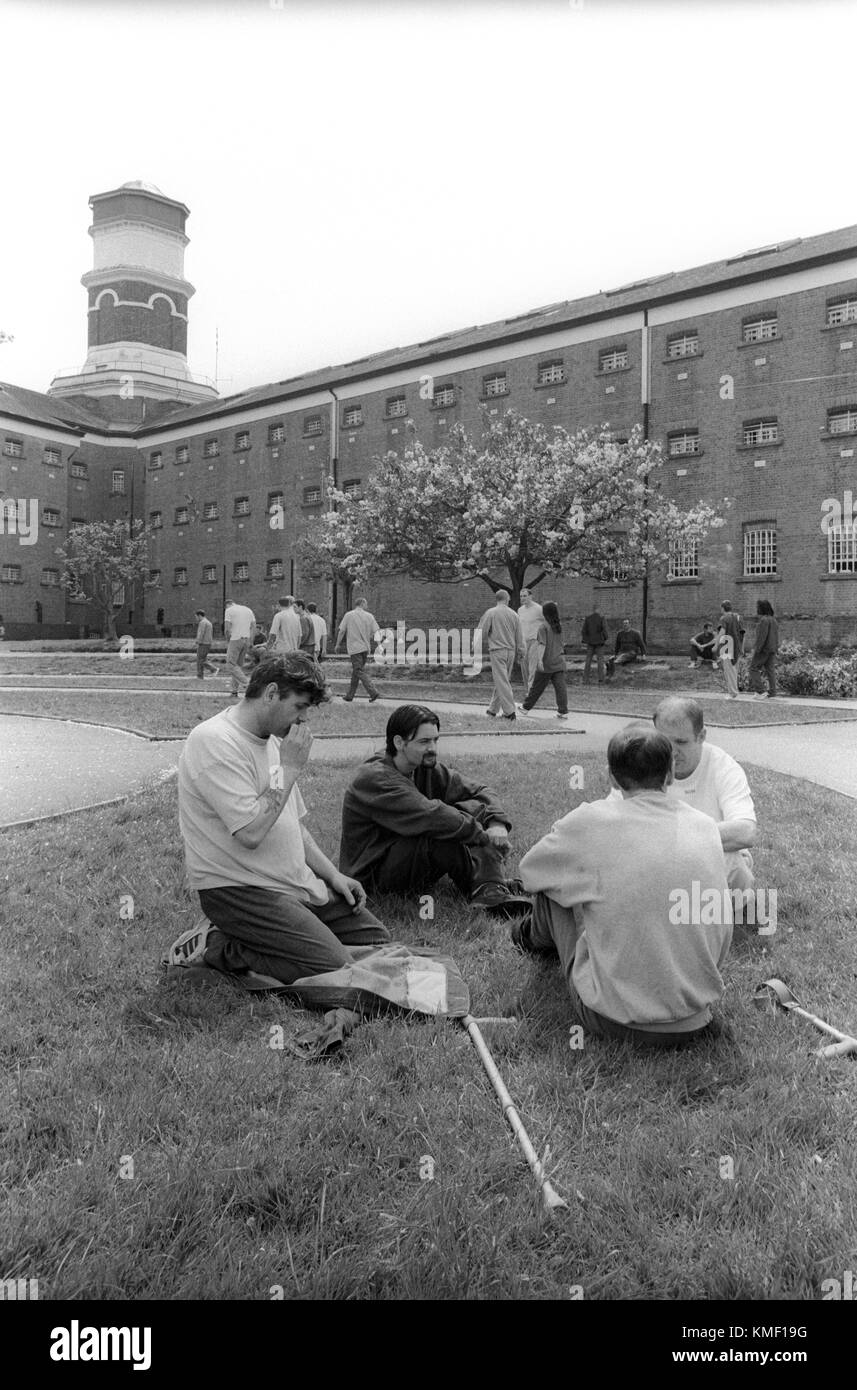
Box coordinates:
[329,872,367,912]
[279,720,314,770]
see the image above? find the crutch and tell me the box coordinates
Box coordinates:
[753,978,857,1059]
[461,1013,568,1214]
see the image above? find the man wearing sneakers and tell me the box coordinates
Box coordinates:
[479,590,525,720]
[195,609,218,680]
[715,601,744,699]
[224,597,256,698]
[336,596,381,702]
[339,704,531,917]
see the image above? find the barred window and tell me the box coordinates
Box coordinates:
[386,395,408,418]
[268,491,284,513]
[668,431,700,456]
[599,348,628,373]
[43,448,61,466]
[483,373,508,397]
[666,332,699,359]
[303,486,322,505]
[742,316,778,343]
[203,438,220,458]
[743,526,777,576]
[202,565,217,583]
[668,538,699,580]
[112,582,125,607]
[3,438,23,457]
[1,564,22,582]
[203,502,219,520]
[175,445,189,465]
[827,407,857,434]
[149,569,162,585]
[235,431,251,451]
[234,496,251,516]
[41,568,59,586]
[112,470,125,494]
[149,451,163,469]
[174,568,188,586]
[268,424,285,444]
[344,405,363,427]
[537,361,565,386]
[743,418,779,446]
[827,297,857,327]
[304,416,323,436]
[267,559,285,579]
[41,508,61,527]
[342,478,362,498]
[71,463,88,478]
[433,384,456,408]
[233,561,249,582]
[828,524,857,573]
[150,511,162,529]
[174,507,189,525]
[607,558,629,582]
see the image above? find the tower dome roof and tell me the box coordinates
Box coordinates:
[120,180,163,194]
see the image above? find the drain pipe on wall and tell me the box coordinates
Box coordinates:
[327,387,340,632]
[640,308,651,646]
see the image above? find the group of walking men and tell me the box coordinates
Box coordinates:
[177,651,761,1049]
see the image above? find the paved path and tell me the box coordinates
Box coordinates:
[2,693,856,828]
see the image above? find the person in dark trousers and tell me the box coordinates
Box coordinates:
[194,609,218,680]
[293,600,317,656]
[581,605,609,683]
[518,601,568,718]
[336,597,380,702]
[749,599,779,700]
[689,622,718,668]
[606,618,646,676]
[339,704,531,918]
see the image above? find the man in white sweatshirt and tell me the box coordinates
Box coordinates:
[517,725,732,1047]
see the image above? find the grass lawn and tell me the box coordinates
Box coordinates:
[2,751,855,1300]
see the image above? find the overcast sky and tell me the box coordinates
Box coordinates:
[2,0,855,400]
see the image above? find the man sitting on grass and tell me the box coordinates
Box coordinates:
[605,618,646,676]
[515,726,732,1047]
[177,653,389,984]
[339,704,531,917]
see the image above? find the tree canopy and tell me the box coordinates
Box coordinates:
[55,519,155,642]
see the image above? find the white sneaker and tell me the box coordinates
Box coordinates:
[753,693,769,700]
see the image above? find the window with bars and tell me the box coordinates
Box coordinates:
[41,568,59,586]
[743,526,777,576]
[599,348,628,373]
[827,297,857,327]
[268,492,284,514]
[202,565,217,583]
[150,511,162,528]
[71,463,88,478]
[743,418,779,446]
[433,385,456,408]
[235,431,251,451]
[304,416,323,436]
[112,470,125,494]
[742,316,778,343]
[267,559,285,579]
[827,407,857,434]
[234,497,251,516]
[386,396,408,418]
[668,431,700,456]
[666,332,699,359]
[233,561,249,582]
[607,558,629,582]
[537,361,565,386]
[41,508,61,527]
[342,478,362,498]
[303,486,322,505]
[174,568,188,586]
[43,448,61,466]
[828,524,857,573]
[1,564,22,582]
[668,538,699,580]
[175,446,189,465]
[344,406,363,427]
[174,507,189,525]
[203,502,219,520]
[483,373,508,397]
[3,439,23,457]
[112,582,125,607]
[203,438,220,458]
[70,518,85,529]
[149,569,162,585]
[149,451,163,469]
[268,424,285,444]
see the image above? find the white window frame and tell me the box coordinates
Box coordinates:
[234,497,251,516]
[483,373,508,397]
[267,559,285,579]
[828,408,857,434]
[743,526,777,576]
[1,564,22,582]
[175,446,189,464]
[149,451,163,469]
[599,349,628,373]
[112,470,126,494]
[742,317,778,343]
[268,424,285,444]
[303,487,321,505]
[41,508,61,527]
[150,511,163,529]
[71,463,88,478]
[344,406,363,427]
[174,568,188,587]
[203,502,219,520]
[537,362,565,386]
[43,448,61,466]
[743,419,779,446]
[202,565,217,583]
[666,333,699,359]
[386,396,408,418]
[3,439,23,457]
[203,439,220,458]
[668,431,700,456]
[304,416,323,436]
[174,507,189,525]
[235,432,251,451]
[827,298,857,327]
[433,385,455,408]
[668,538,699,580]
[233,561,249,582]
[41,568,60,586]
[827,524,857,574]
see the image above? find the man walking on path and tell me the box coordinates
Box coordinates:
[715,600,744,700]
[479,589,525,720]
[294,600,317,656]
[606,618,646,676]
[748,600,779,700]
[336,596,381,701]
[307,602,327,661]
[268,596,302,656]
[194,609,217,680]
[224,598,256,698]
[178,653,389,985]
[517,588,544,690]
[581,605,609,684]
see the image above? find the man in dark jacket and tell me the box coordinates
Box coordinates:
[339,704,531,917]
[581,606,609,684]
[606,619,646,675]
[749,600,779,700]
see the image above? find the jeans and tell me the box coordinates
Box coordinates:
[750,653,777,697]
[523,668,568,714]
[368,834,508,898]
[225,637,250,693]
[583,646,606,681]
[199,884,389,985]
[196,643,217,678]
[346,651,378,699]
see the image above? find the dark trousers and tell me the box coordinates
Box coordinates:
[199,885,389,985]
[583,646,605,681]
[370,835,508,897]
[750,653,777,697]
[523,668,568,714]
[196,643,217,678]
[346,651,378,699]
[690,643,716,664]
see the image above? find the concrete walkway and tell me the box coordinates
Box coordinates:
[2,689,857,828]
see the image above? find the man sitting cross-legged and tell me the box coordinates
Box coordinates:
[339,704,531,917]
[516,726,732,1047]
[177,653,389,985]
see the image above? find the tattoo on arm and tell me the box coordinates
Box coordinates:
[261,787,285,815]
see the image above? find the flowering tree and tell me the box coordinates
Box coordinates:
[55,519,156,644]
[300,411,729,607]
[295,506,366,613]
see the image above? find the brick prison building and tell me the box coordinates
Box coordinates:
[2,181,857,649]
